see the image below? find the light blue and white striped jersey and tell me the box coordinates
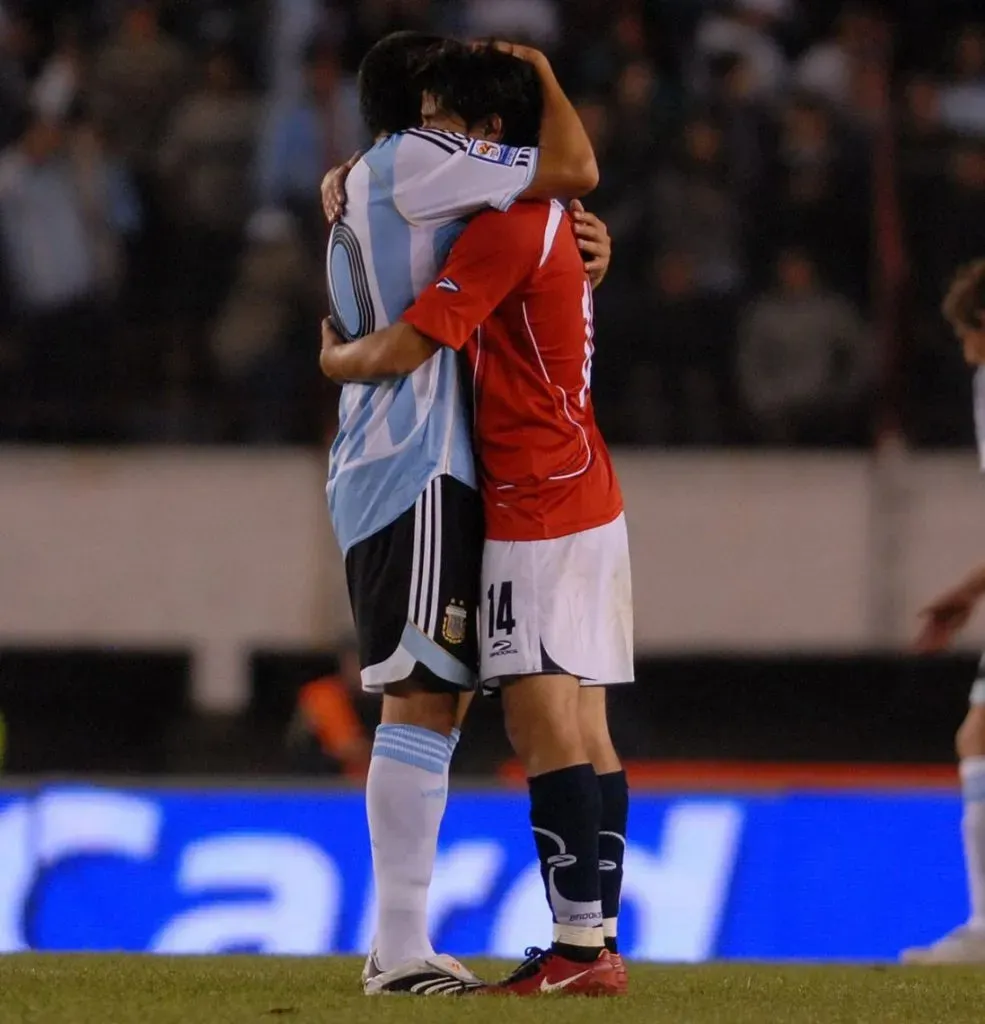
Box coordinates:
[326,128,538,553]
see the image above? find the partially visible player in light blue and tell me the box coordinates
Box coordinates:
[321,35,600,994]
[327,118,535,571]
[327,46,595,582]
[901,259,985,965]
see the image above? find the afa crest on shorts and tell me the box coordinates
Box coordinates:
[442,600,468,644]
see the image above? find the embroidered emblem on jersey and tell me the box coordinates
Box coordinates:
[466,139,520,167]
[442,601,468,644]
[436,277,460,293]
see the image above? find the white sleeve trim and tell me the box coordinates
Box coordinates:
[538,200,565,268]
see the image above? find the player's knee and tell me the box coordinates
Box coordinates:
[957,704,985,759]
[380,683,459,736]
[581,728,621,775]
[577,687,622,774]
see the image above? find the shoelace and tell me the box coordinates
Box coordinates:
[502,946,553,984]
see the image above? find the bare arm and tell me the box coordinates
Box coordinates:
[916,564,985,652]
[501,44,599,200]
[962,566,985,597]
[319,319,438,384]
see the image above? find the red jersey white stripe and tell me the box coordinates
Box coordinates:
[403,200,623,542]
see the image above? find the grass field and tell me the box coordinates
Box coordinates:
[3,956,985,1024]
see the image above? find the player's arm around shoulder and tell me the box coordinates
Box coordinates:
[502,44,599,201]
[319,318,439,385]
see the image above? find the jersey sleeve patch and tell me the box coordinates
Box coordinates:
[465,139,521,167]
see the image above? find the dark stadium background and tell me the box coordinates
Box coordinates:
[2,0,985,784]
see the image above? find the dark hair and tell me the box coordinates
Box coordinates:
[357,31,452,138]
[420,45,543,148]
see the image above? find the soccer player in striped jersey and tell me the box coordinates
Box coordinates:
[324,34,599,995]
[322,52,632,997]
[903,260,985,964]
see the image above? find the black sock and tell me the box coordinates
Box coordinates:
[598,769,629,954]
[528,763,603,962]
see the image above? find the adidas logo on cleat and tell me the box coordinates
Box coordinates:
[363,954,485,996]
[408,975,482,995]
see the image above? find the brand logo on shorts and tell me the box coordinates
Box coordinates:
[442,601,468,645]
[490,639,516,657]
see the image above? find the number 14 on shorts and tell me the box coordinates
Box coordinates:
[487,581,517,638]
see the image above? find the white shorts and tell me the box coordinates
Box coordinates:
[480,513,634,687]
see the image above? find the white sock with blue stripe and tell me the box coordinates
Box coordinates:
[368,724,453,971]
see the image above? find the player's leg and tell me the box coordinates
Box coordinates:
[579,686,629,956]
[577,512,634,961]
[501,673,603,956]
[497,672,615,993]
[366,684,459,974]
[957,694,985,929]
[902,661,985,964]
[350,476,483,991]
[479,520,631,995]
[367,687,474,974]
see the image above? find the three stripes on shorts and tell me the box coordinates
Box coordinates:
[408,477,443,639]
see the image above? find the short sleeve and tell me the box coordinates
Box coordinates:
[403,206,544,350]
[391,129,538,225]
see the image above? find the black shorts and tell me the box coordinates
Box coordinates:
[345,474,482,693]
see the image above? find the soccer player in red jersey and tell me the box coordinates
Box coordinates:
[321,49,633,996]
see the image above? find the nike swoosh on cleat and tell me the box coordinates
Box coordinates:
[538,971,590,993]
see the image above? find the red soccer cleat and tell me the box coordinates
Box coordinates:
[607,952,629,994]
[489,946,626,996]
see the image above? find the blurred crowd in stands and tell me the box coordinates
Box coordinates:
[0,0,983,447]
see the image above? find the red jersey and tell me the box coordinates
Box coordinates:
[403,199,623,542]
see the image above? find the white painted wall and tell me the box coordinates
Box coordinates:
[2,448,983,710]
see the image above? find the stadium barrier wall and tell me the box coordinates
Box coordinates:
[3,448,985,711]
[0,783,968,961]
[0,649,980,772]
